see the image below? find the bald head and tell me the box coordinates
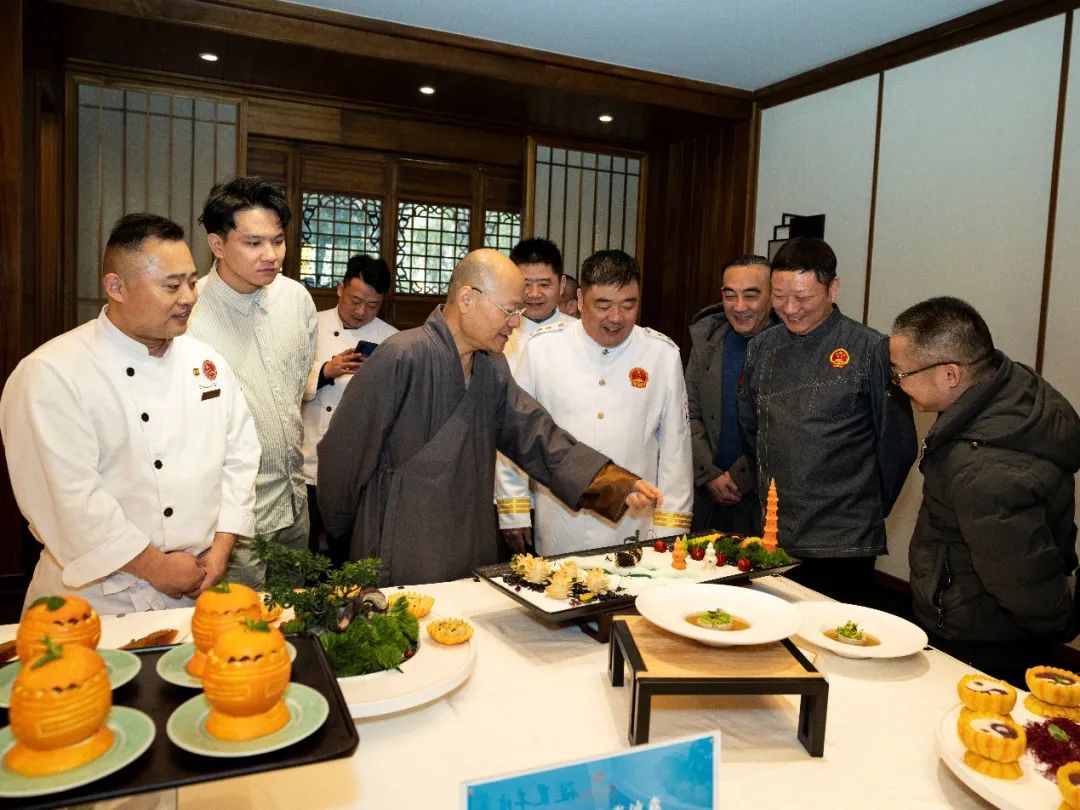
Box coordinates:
[444,249,525,360]
[447,249,520,301]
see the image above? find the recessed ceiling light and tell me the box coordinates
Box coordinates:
[419,86,436,96]
[598,114,613,123]
[199,52,219,63]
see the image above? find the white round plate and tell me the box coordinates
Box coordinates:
[937,700,1054,810]
[795,601,928,659]
[634,583,801,647]
[337,611,476,719]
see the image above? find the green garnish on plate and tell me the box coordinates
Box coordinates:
[697,609,733,628]
[835,620,864,641]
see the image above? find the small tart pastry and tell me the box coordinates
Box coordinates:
[1027,667,1080,707]
[1058,761,1080,808]
[1026,694,1080,721]
[427,618,473,645]
[957,674,1017,714]
[963,750,1022,780]
[958,712,1026,762]
[388,591,435,618]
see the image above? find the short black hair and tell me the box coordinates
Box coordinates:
[199,176,292,238]
[510,238,563,275]
[771,237,837,287]
[892,296,996,377]
[720,254,770,284]
[106,213,185,251]
[343,255,391,295]
[579,249,640,289]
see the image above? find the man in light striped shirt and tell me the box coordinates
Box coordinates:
[188,177,318,588]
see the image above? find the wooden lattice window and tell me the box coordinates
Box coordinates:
[395,202,471,295]
[483,210,522,255]
[299,192,383,289]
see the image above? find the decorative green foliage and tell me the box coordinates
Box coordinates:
[319,599,419,677]
[253,539,413,677]
[243,619,271,633]
[30,636,64,669]
[835,620,863,640]
[711,536,793,569]
[208,580,232,593]
[30,595,67,612]
[254,538,381,633]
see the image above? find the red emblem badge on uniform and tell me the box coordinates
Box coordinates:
[829,348,850,369]
[202,359,218,381]
[629,367,649,388]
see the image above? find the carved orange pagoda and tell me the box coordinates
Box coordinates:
[762,478,779,552]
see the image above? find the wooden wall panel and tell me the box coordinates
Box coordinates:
[641,123,752,354]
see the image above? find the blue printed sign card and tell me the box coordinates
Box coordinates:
[462,732,719,809]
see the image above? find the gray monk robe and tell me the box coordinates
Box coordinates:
[317,307,634,585]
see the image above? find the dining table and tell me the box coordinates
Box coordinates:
[0,574,999,809]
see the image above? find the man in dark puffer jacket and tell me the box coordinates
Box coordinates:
[891,297,1080,685]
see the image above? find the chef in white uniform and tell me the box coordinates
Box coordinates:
[0,214,260,614]
[301,254,396,561]
[494,239,567,552]
[499,249,693,555]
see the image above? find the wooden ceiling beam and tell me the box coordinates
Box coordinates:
[48,0,752,120]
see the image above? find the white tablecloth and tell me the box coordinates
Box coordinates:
[2,576,995,809]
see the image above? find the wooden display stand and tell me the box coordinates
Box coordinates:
[608,616,828,755]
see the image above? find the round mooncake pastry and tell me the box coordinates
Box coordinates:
[6,643,113,776]
[388,591,435,618]
[188,581,262,678]
[957,674,1017,714]
[958,712,1026,762]
[1058,761,1080,808]
[15,595,101,662]
[1027,667,1080,708]
[963,749,1023,780]
[427,618,473,645]
[202,622,292,741]
[1025,693,1080,722]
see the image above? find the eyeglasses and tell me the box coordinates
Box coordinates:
[890,353,993,386]
[470,287,526,321]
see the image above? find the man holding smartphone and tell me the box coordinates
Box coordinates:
[301,254,397,562]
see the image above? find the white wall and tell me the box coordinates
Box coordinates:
[755,76,878,318]
[1043,18,1080,528]
[753,14,1076,582]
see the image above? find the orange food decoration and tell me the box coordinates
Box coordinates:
[671,538,688,570]
[15,595,101,663]
[762,478,779,552]
[188,581,262,678]
[5,641,114,776]
[202,621,292,741]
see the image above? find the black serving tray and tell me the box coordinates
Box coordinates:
[0,634,359,810]
[474,538,799,624]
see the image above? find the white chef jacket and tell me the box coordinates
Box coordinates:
[0,308,260,614]
[494,307,566,522]
[499,319,693,555]
[301,309,397,484]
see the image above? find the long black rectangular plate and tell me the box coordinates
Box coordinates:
[0,633,359,810]
[475,541,799,623]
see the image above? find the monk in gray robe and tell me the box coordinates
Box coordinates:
[318,249,662,585]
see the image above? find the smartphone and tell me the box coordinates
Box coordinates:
[355,340,379,357]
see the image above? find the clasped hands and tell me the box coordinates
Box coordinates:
[705,472,742,505]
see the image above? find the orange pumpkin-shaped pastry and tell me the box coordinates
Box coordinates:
[957,674,1017,714]
[15,595,100,663]
[1027,666,1080,708]
[1058,761,1080,808]
[202,621,291,741]
[188,581,262,678]
[958,712,1026,762]
[5,640,114,776]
